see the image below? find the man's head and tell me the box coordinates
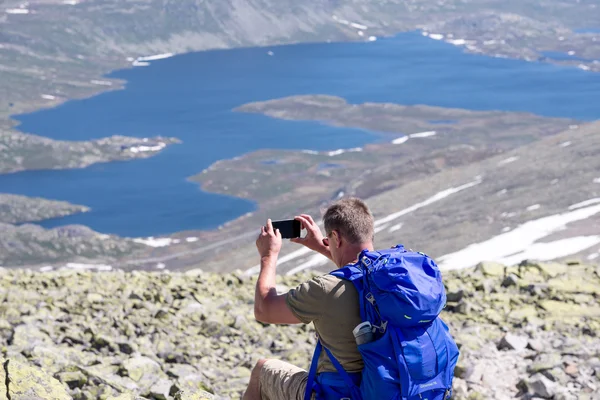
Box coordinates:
[322,197,375,267]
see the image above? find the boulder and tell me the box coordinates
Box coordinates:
[475,261,505,277]
[55,370,87,389]
[501,274,519,287]
[530,373,556,398]
[6,359,72,399]
[148,378,174,400]
[497,333,528,351]
[174,389,215,400]
[120,356,167,392]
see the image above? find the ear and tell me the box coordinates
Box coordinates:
[332,230,343,248]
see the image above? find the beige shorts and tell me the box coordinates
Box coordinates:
[259,359,313,400]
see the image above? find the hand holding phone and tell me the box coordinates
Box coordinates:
[271,219,302,239]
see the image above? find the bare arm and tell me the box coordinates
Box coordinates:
[254,219,301,325]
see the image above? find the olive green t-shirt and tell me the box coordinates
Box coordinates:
[286,274,363,374]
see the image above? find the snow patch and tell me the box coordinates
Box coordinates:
[447,39,467,46]
[40,266,54,272]
[593,177,600,184]
[389,223,403,233]
[526,204,541,211]
[128,142,166,154]
[136,53,174,62]
[156,263,166,270]
[410,131,437,138]
[588,253,599,260]
[133,237,174,247]
[41,94,56,100]
[6,8,29,14]
[91,80,113,86]
[326,147,362,157]
[286,254,329,275]
[392,136,409,145]
[368,36,377,42]
[569,198,600,210]
[245,247,313,275]
[579,64,591,71]
[498,156,519,166]
[350,22,368,30]
[185,237,199,243]
[63,263,112,271]
[374,224,390,234]
[375,177,483,226]
[428,33,444,40]
[559,141,572,148]
[438,203,600,269]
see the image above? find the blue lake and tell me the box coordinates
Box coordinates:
[4,32,600,237]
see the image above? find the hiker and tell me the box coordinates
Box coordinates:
[243,198,459,400]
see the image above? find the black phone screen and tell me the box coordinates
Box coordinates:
[272,219,302,239]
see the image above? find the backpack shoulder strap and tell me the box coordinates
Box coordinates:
[331,263,367,321]
[305,340,322,400]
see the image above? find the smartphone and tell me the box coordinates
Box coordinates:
[272,219,302,239]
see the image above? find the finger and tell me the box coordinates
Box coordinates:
[266,219,274,234]
[295,215,310,229]
[275,229,281,239]
[300,214,317,226]
[261,226,266,236]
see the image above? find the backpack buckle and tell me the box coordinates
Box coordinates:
[372,320,388,333]
[365,293,376,305]
[361,256,372,268]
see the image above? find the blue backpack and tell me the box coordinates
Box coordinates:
[304,245,459,400]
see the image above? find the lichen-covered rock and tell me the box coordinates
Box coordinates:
[173,389,215,400]
[7,359,72,399]
[121,356,168,392]
[0,262,595,399]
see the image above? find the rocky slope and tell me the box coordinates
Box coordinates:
[0,260,597,399]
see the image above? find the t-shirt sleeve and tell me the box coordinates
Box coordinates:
[286,276,328,324]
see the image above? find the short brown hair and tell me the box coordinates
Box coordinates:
[323,198,374,244]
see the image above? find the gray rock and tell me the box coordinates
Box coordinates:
[465,362,486,384]
[452,377,468,398]
[447,289,465,303]
[502,274,519,287]
[530,374,557,398]
[498,333,528,351]
[121,356,168,392]
[148,378,174,400]
[527,339,545,352]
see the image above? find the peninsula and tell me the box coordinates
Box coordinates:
[0,128,179,174]
[0,193,89,224]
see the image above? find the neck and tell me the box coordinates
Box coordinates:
[340,241,374,266]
